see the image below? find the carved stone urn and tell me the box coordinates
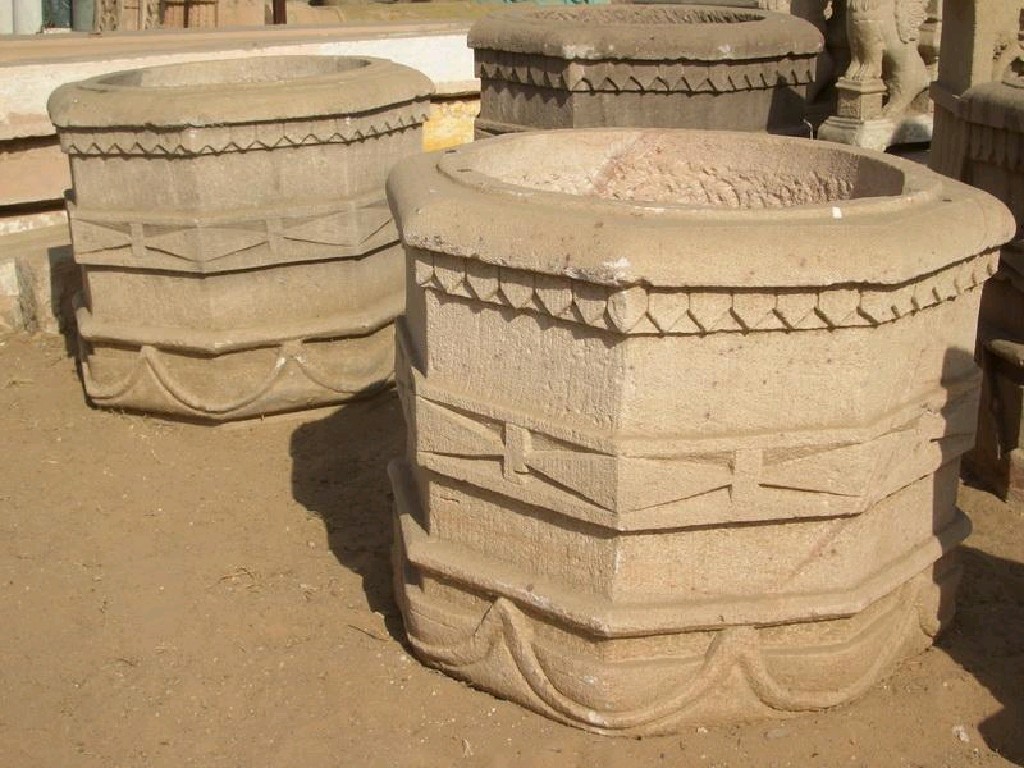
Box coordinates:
[956,72,1024,499]
[387,129,1014,734]
[48,57,433,421]
[469,5,824,137]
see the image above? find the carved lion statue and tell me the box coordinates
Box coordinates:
[845,0,930,117]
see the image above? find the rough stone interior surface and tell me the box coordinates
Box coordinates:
[517,6,762,25]
[98,56,370,88]
[464,132,904,208]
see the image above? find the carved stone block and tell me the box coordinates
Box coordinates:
[386,129,1014,733]
[469,5,824,138]
[48,56,433,421]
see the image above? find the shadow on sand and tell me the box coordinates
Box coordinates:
[935,347,1024,765]
[940,543,1024,765]
[289,388,406,642]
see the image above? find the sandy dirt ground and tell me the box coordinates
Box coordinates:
[0,332,1022,768]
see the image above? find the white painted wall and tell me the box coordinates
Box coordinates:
[12,0,42,34]
[0,30,476,139]
[0,0,15,34]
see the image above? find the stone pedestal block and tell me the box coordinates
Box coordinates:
[386,129,1014,734]
[48,56,432,421]
[468,5,823,138]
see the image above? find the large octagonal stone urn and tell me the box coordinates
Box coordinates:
[468,4,824,138]
[386,129,1014,734]
[47,56,433,421]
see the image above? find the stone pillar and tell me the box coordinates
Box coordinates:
[70,0,93,30]
[387,129,1014,733]
[469,5,823,138]
[48,56,433,422]
[929,1,1024,500]
[929,0,1023,178]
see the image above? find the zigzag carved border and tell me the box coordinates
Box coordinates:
[475,51,817,94]
[414,249,999,336]
[59,105,429,157]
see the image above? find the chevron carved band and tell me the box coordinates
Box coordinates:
[414,249,1000,336]
[57,105,430,157]
[475,51,817,94]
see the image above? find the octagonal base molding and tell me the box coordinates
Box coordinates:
[392,459,964,735]
[76,297,397,421]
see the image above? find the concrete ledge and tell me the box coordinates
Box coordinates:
[0,136,68,208]
[1,23,475,143]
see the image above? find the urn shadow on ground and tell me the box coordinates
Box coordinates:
[289,387,406,642]
[940,546,1024,764]
[46,240,80,357]
[940,346,1024,764]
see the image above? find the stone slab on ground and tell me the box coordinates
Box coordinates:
[0,223,77,334]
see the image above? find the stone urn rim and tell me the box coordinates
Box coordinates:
[959,75,1024,132]
[387,128,1014,289]
[467,4,823,62]
[46,55,434,130]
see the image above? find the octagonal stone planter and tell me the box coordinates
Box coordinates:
[387,129,1014,734]
[469,5,824,138]
[47,56,433,421]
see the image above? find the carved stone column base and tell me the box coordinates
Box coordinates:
[818,113,933,150]
[818,116,898,151]
[835,77,888,120]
